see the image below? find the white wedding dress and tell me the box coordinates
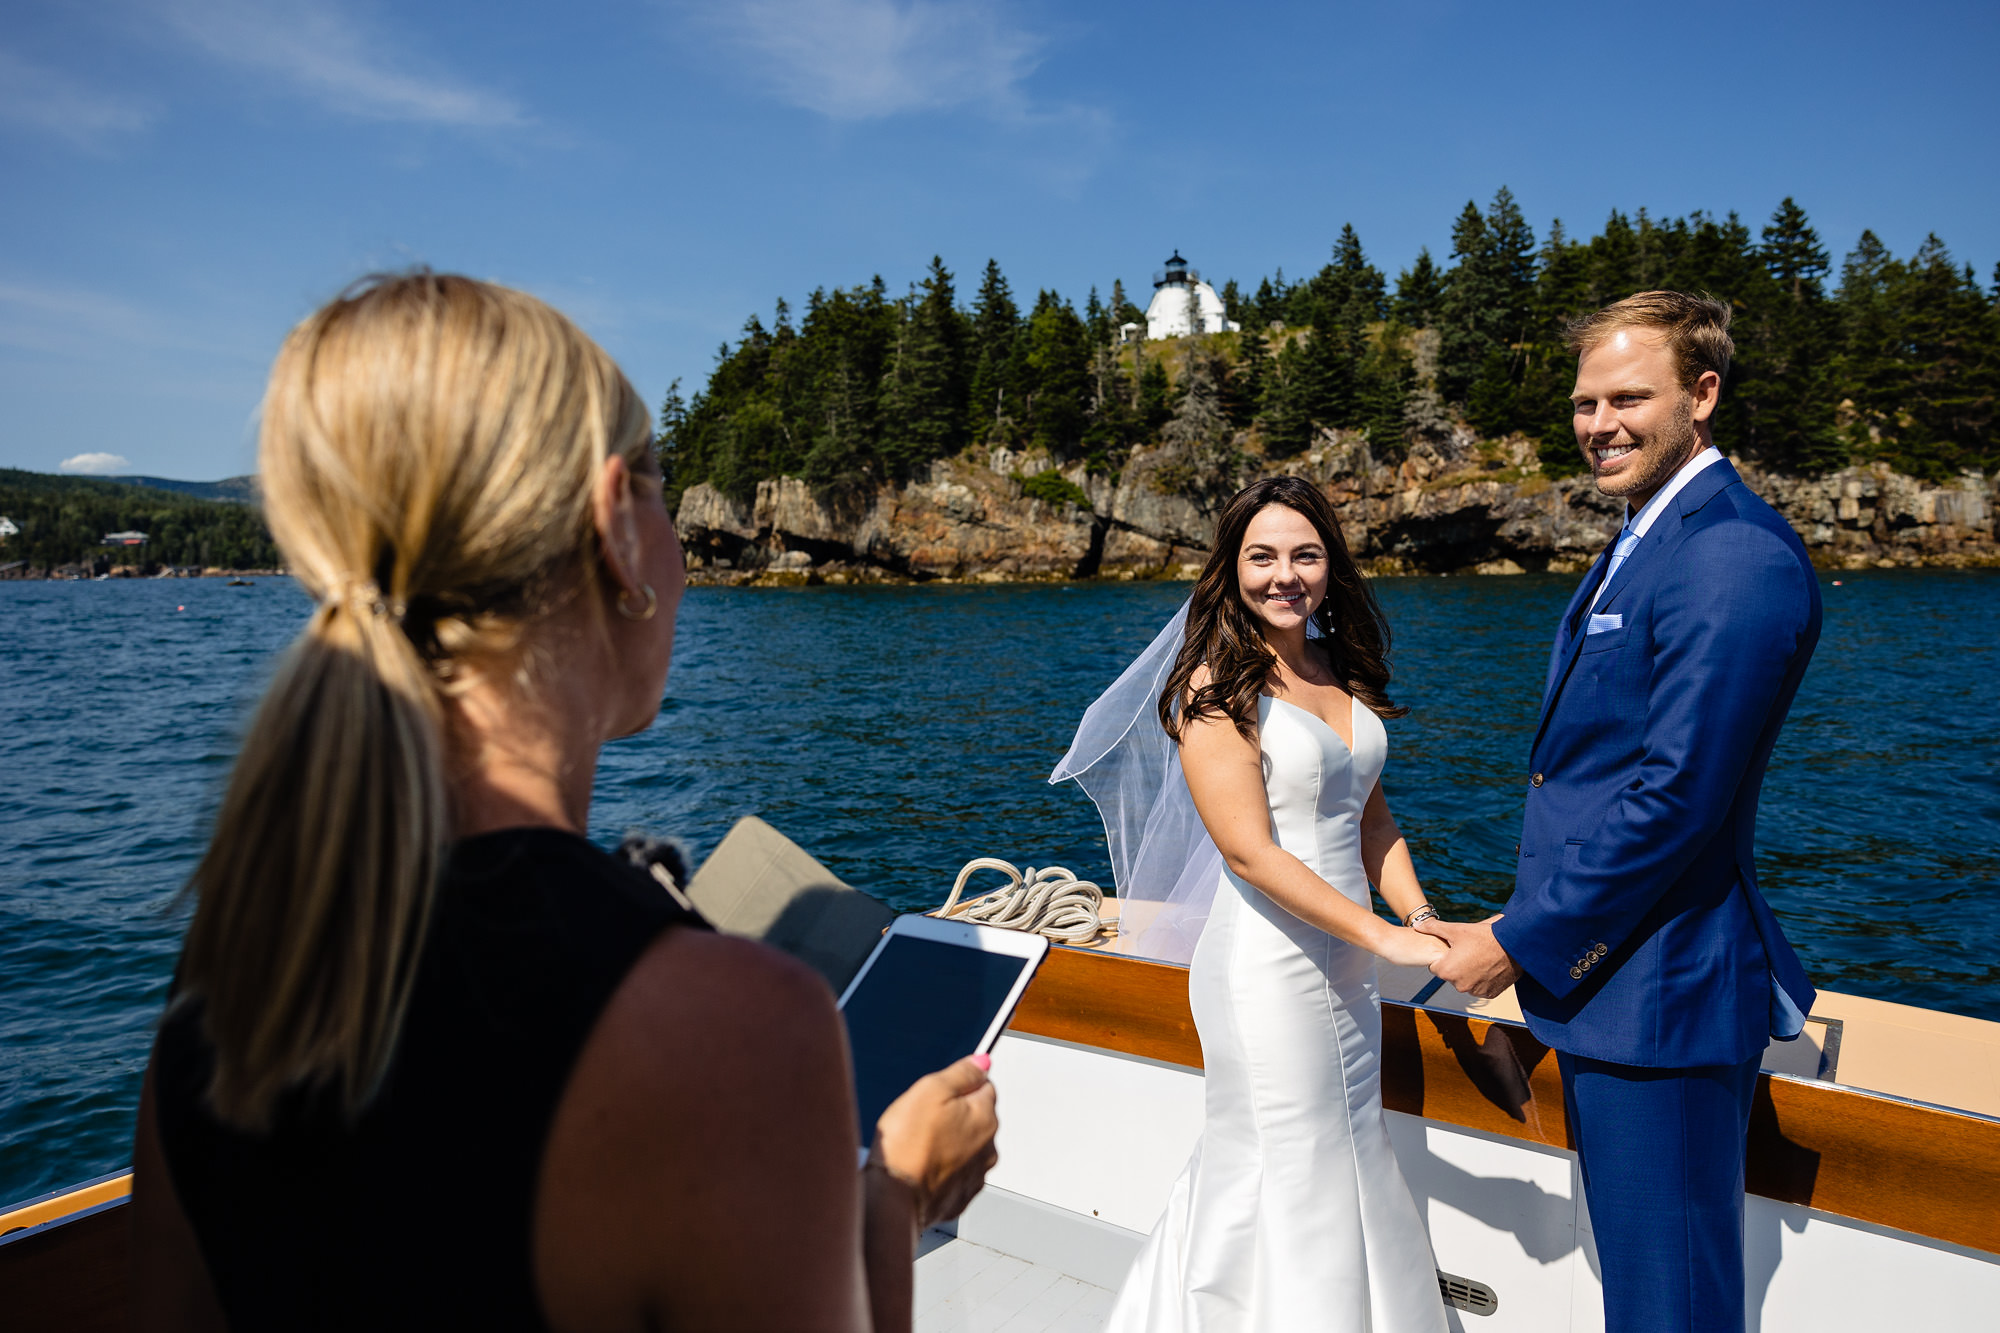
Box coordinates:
[1107,694,1447,1333]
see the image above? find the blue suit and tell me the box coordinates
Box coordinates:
[1492,459,1821,1331]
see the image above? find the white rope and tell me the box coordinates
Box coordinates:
[934,857,1112,945]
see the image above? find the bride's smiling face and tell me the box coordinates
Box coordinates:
[1236,504,1329,636]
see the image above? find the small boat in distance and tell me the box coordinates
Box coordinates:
[5,819,1997,1330]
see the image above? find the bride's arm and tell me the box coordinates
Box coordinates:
[1359,784,1430,925]
[1180,701,1445,969]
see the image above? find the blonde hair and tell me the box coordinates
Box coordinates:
[176,273,652,1129]
[1564,290,1734,390]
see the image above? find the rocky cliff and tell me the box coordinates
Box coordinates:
[676,431,1999,585]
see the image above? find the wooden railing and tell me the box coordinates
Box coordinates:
[1008,944,2000,1257]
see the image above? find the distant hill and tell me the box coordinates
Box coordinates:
[109,475,258,504]
[0,469,257,503]
[0,468,277,570]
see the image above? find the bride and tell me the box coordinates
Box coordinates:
[1054,476,1449,1332]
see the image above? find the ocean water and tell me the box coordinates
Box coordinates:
[2,572,1996,1204]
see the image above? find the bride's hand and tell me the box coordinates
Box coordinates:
[1377,924,1449,969]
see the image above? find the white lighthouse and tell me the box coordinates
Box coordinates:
[1143,251,1238,340]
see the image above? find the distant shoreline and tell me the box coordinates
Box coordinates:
[0,566,288,581]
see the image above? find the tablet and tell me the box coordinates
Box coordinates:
[836,914,1049,1151]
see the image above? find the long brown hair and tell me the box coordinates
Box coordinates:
[174,273,652,1130]
[1159,476,1404,743]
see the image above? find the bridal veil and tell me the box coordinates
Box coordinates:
[1049,602,1224,964]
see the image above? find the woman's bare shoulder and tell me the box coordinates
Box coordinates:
[535,927,858,1327]
[602,927,839,1077]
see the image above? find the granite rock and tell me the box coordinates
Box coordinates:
[677,438,1999,583]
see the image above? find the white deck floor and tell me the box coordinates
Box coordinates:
[914,1229,1115,1333]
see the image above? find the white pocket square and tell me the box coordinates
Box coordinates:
[1586,613,1623,634]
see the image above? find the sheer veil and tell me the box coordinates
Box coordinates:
[1048,601,1223,964]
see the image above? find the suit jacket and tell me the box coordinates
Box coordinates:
[1491,460,1821,1068]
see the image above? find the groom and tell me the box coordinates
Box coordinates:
[1419,291,1821,1332]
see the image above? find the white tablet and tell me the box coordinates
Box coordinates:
[836,913,1049,1151]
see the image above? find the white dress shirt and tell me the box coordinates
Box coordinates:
[1588,445,1724,613]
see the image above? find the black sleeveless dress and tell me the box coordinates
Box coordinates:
[153,828,708,1331]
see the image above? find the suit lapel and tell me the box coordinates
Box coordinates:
[1593,461,1741,617]
[1537,537,1616,717]
[1528,460,1746,763]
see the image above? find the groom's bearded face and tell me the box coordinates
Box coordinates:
[1570,330,1703,506]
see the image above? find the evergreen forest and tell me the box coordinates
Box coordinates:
[661,191,1999,507]
[0,470,279,572]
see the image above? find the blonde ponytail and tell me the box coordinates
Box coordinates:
[176,273,651,1129]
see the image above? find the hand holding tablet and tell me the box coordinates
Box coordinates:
[869,1052,999,1231]
[837,914,1048,1180]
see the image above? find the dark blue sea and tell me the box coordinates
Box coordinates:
[3,573,1997,1205]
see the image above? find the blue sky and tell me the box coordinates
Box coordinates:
[3,0,1996,481]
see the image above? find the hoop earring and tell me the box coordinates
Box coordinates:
[616,584,657,621]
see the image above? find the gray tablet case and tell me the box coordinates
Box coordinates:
[684,816,895,994]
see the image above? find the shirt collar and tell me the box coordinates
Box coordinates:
[1626,445,1724,539]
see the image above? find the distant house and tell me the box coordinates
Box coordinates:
[102,531,149,547]
[0,516,17,544]
[1144,252,1239,340]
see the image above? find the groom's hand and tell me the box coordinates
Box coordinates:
[1415,915,1521,1000]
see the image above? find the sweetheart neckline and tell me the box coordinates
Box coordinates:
[1260,692,1358,757]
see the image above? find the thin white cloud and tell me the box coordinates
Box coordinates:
[60,452,133,475]
[695,0,1046,119]
[162,0,526,128]
[0,280,249,362]
[0,49,155,147]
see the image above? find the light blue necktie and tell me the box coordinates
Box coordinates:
[1590,524,1640,613]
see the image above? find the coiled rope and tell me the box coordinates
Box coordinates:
[933,858,1112,945]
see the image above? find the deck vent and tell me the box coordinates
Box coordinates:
[1436,1269,1498,1316]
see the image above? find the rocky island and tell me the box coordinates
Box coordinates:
[677,429,1998,585]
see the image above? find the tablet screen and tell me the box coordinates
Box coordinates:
[840,934,1033,1147]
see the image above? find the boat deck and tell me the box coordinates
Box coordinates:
[915,1229,1114,1333]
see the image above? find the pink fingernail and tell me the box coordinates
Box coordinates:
[970,1053,992,1072]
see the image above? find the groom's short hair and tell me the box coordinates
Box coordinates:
[1565,291,1734,391]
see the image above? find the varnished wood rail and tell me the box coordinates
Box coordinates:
[1007,943,2000,1257]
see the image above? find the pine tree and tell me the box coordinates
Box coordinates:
[1393,249,1443,326]
[798,280,897,496]
[1589,209,1639,306]
[1442,189,1536,430]
[1260,339,1315,457]
[1252,275,1282,327]
[1532,221,1590,327]
[1835,229,1900,444]
[1020,291,1093,458]
[1359,324,1414,455]
[1893,235,1997,475]
[1221,279,1245,326]
[1437,200,1491,404]
[1111,278,1144,328]
[1737,198,1842,472]
[1082,336,1137,474]
[1138,354,1174,436]
[1230,329,1271,428]
[968,259,1021,443]
[877,257,970,480]
[656,378,689,502]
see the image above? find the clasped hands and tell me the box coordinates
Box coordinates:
[1411,913,1521,1000]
